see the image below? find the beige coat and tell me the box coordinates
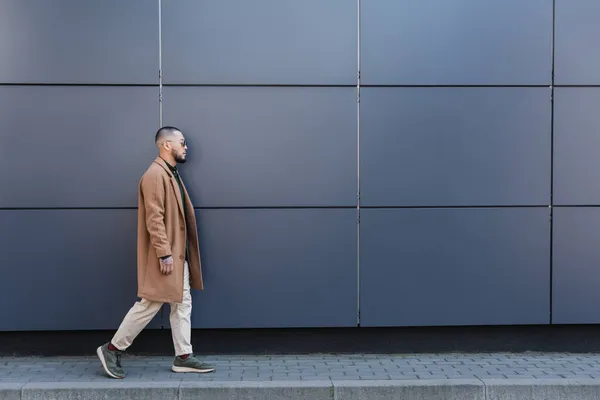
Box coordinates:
[136,157,203,303]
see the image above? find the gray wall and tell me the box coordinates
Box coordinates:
[0,0,596,331]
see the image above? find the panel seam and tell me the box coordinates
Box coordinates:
[356,0,361,327]
[549,0,556,324]
[158,0,164,329]
[158,0,163,128]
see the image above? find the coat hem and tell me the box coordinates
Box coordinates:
[137,292,183,304]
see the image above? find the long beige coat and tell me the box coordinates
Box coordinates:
[136,157,203,303]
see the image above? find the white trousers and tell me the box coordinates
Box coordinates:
[111,261,193,356]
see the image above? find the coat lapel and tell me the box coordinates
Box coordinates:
[153,157,185,219]
[170,176,185,219]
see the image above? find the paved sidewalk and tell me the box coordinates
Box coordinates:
[4,352,600,382]
[3,352,600,399]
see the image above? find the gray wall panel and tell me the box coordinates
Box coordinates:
[360,88,551,207]
[552,208,600,324]
[0,210,161,331]
[0,0,158,84]
[553,88,600,205]
[161,0,356,85]
[360,208,550,327]
[0,0,570,332]
[163,87,356,207]
[0,86,158,208]
[360,0,552,85]
[555,0,600,85]
[189,209,357,328]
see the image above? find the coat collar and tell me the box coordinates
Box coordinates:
[153,156,174,177]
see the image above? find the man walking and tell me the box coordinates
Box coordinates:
[96,126,215,379]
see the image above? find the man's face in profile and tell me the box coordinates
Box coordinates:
[169,131,188,164]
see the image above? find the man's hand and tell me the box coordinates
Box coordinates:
[159,256,174,275]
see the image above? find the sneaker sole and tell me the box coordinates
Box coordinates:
[172,365,215,373]
[96,346,124,379]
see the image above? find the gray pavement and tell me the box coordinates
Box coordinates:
[3,352,600,398]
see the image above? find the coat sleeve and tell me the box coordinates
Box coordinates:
[141,172,172,258]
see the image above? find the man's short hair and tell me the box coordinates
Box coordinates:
[155,126,181,145]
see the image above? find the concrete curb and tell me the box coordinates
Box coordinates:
[16,382,180,400]
[179,380,333,400]
[481,378,600,400]
[333,378,484,399]
[0,383,22,400]
[3,378,600,399]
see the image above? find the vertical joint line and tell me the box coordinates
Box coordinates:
[158,0,163,328]
[356,0,361,326]
[549,0,556,324]
[158,0,163,128]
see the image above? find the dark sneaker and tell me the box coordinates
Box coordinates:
[96,342,125,379]
[172,354,215,373]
